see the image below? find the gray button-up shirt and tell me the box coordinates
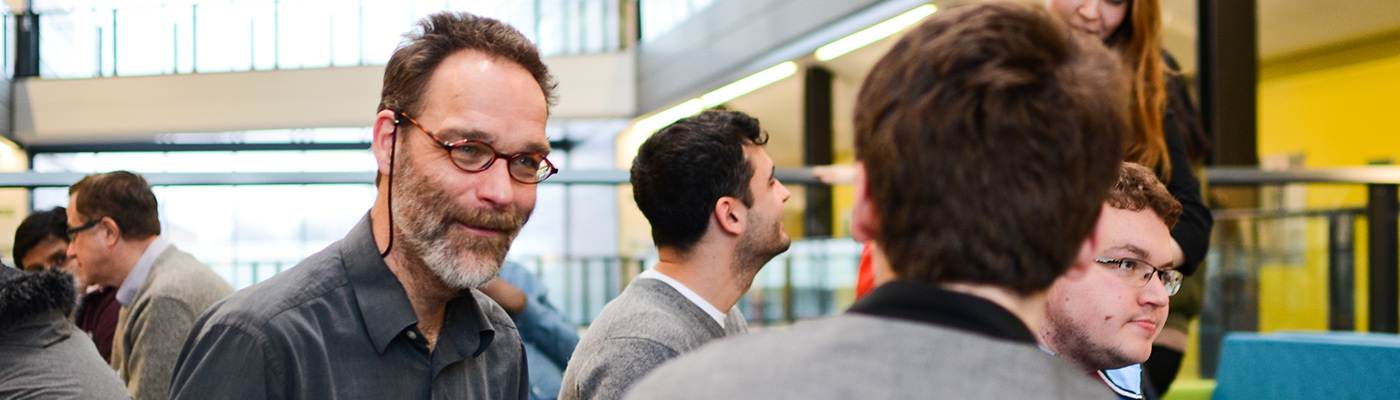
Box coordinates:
[171,214,528,400]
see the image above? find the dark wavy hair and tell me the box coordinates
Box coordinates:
[13,207,68,268]
[631,110,768,253]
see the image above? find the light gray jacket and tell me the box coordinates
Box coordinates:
[560,277,746,400]
[111,245,233,400]
[625,313,1115,400]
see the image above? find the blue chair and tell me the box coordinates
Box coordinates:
[1214,331,1400,399]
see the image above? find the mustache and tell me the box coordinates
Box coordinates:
[443,204,528,233]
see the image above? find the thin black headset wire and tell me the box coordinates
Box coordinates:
[380,113,399,259]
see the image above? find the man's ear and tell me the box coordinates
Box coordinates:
[371,109,400,180]
[714,196,745,236]
[1063,224,1101,280]
[99,217,122,248]
[850,163,879,243]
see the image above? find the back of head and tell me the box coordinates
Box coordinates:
[14,207,67,266]
[631,110,768,253]
[1108,162,1182,228]
[855,2,1128,295]
[69,171,162,240]
[378,11,557,116]
[0,267,78,323]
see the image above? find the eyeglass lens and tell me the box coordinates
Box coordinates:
[1100,258,1182,296]
[448,141,553,183]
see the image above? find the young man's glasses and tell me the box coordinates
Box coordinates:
[394,110,558,184]
[1095,257,1183,296]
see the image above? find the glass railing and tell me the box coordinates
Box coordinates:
[1189,166,1400,380]
[30,0,623,79]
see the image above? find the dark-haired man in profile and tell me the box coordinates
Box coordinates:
[173,11,557,400]
[626,3,1125,399]
[559,110,791,400]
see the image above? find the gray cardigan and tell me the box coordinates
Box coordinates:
[111,245,233,400]
[625,313,1115,400]
[560,277,746,400]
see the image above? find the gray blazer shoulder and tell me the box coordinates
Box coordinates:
[116,245,234,400]
[626,314,1115,400]
[141,245,235,309]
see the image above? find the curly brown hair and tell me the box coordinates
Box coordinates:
[1108,162,1182,228]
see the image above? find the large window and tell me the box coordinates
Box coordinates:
[33,0,623,79]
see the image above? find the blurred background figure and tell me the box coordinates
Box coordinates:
[0,265,130,400]
[480,262,581,400]
[13,206,121,363]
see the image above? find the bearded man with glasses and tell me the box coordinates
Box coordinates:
[1039,162,1184,400]
[173,12,555,400]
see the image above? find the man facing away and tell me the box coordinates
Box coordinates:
[559,110,792,400]
[65,171,234,400]
[0,266,129,400]
[625,3,1128,399]
[1041,162,1184,400]
[14,206,121,363]
[172,11,557,400]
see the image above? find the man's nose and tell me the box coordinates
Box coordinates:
[1141,272,1171,308]
[474,159,516,207]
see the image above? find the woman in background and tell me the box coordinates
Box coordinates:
[1045,0,1214,395]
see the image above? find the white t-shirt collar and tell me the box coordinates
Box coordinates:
[637,268,727,328]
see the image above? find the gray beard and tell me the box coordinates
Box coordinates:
[391,155,530,290]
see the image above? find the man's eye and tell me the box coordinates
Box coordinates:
[513,156,541,169]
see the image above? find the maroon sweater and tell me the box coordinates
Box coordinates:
[76,286,120,363]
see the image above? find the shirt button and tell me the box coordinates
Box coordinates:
[407,331,418,340]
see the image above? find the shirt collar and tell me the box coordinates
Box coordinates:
[115,236,169,306]
[344,214,495,357]
[1100,365,1145,399]
[846,279,1036,344]
[637,268,727,328]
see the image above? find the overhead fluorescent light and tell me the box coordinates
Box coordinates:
[633,98,705,137]
[700,61,798,108]
[815,4,937,62]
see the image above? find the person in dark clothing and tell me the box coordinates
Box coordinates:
[14,206,121,363]
[0,266,129,400]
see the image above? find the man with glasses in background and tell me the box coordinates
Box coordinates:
[1038,162,1184,400]
[65,170,234,400]
[172,11,556,400]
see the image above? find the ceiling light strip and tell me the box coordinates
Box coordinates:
[815,4,937,62]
